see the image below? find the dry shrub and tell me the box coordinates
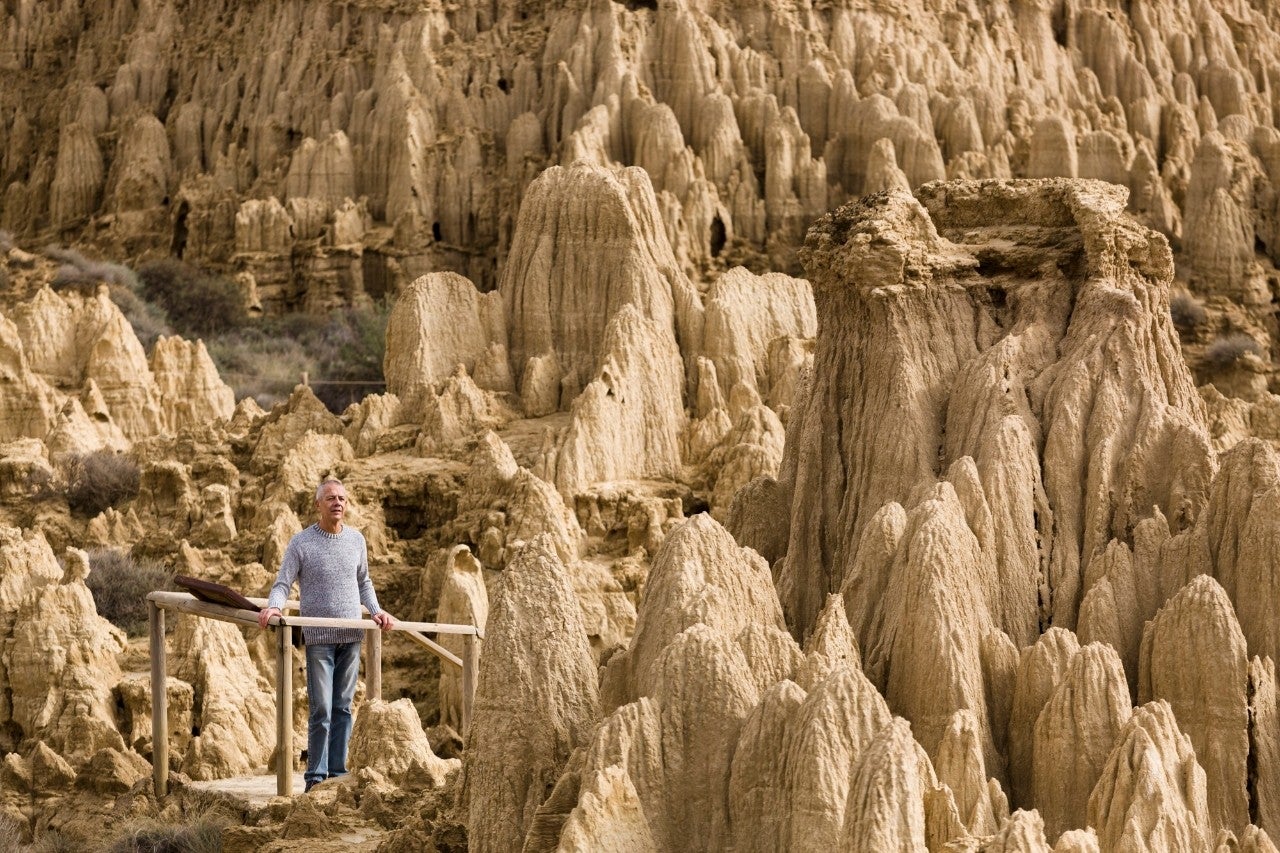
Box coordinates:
[85,549,173,636]
[206,325,314,409]
[108,283,171,350]
[0,815,25,853]
[61,450,141,517]
[311,301,391,411]
[1203,332,1263,367]
[22,464,59,501]
[44,245,138,290]
[42,245,170,350]
[1169,290,1207,329]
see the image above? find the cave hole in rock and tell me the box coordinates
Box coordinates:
[710,216,726,257]
[171,201,189,259]
[1051,4,1068,46]
[0,722,22,754]
[497,77,509,93]
[988,285,1008,310]
[625,0,659,8]
[432,221,443,241]
[684,494,711,516]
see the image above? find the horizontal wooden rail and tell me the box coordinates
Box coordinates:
[147,591,482,637]
[146,591,263,628]
[271,614,479,634]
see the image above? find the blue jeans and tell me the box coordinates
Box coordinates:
[304,641,361,787]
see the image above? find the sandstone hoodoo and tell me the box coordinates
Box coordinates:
[760,180,1212,648]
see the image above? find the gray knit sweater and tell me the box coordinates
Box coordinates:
[267,524,382,644]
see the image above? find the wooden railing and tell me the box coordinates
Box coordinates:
[146,591,482,798]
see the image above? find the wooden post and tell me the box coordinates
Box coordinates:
[462,633,478,737]
[276,624,293,797]
[149,600,168,798]
[366,628,382,701]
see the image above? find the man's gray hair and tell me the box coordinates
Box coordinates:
[315,479,345,501]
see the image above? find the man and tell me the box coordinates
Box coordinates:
[259,479,395,792]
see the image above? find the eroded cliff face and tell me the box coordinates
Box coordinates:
[5,165,1280,853]
[3,0,1280,345]
[4,0,1280,848]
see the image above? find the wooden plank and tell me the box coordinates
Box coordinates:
[150,591,479,635]
[276,625,293,797]
[366,629,382,701]
[243,595,301,612]
[159,591,299,614]
[146,592,262,628]
[275,615,478,634]
[274,614,478,635]
[462,633,478,737]
[149,600,168,799]
[402,630,463,670]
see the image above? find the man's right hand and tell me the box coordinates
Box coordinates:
[258,606,281,629]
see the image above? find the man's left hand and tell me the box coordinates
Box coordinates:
[372,612,396,631]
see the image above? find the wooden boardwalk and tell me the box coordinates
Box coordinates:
[187,772,304,806]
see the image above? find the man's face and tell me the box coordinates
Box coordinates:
[316,483,347,524]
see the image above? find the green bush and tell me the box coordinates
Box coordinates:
[137,258,243,338]
[1204,332,1263,367]
[61,450,141,517]
[85,550,173,637]
[205,302,390,412]
[312,301,391,411]
[206,324,315,409]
